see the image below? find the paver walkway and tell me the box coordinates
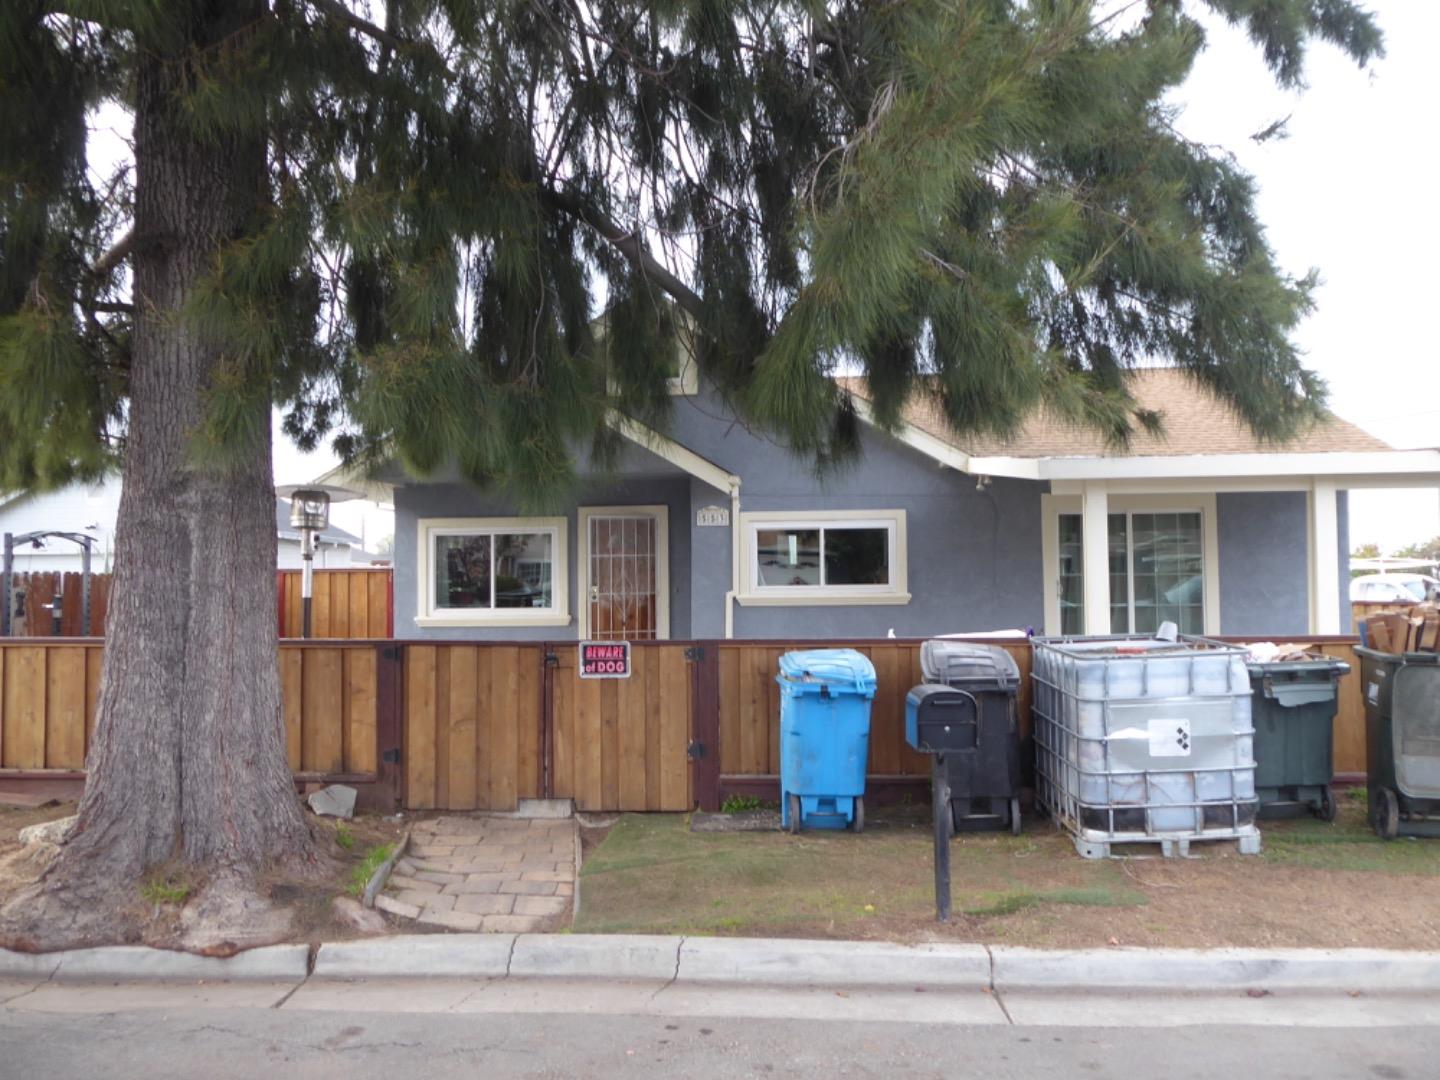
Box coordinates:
[375,814,576,933]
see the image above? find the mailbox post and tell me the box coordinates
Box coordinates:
[905,684,981,923]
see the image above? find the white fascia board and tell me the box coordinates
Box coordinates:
[848,397,979,474]
[1035,450,1440,481]
[964,456,1042,480]
[607,411,740,494]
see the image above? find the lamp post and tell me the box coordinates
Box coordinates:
[288,489,331,639]
[276,483,363,639]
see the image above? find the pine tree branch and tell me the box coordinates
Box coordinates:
[306,0,404,53]
[542,187,704,322]
[92,227,135,277]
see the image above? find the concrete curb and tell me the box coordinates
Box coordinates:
[678,938,991,988]
[8,936,1440,992]
[314,935,515,979]
[512,934,678,980]
[991,946,1440,991]
[0,944,310,982]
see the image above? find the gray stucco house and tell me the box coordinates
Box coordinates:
[362,364,1440,642]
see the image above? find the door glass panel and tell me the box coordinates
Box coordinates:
[1108,514,1129,633]
[589,515,659,640]
[822,527,890,586]
[1129,512,1203,634]
[1058,514,1084,634]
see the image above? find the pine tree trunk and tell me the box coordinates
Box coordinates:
[2,1,313,950]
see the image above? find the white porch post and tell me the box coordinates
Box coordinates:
[1082,480,1112,635]
[1310,478,1341,635]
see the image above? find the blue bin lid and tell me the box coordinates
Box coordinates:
[777,649,878,694]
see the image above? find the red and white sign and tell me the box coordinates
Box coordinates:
[579,640,631,679]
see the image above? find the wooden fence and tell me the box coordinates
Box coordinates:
[277,568,392,639]
[0,635,1370,812]
[1,568,391,639]
[2,573,111,637]
[402,644,544,812]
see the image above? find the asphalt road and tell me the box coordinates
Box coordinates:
[2,981,1437,1080]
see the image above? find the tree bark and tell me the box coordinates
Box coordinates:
[1,0,313,950]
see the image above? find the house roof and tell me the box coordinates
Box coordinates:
[275,500,362,545]
[837,368,1393,460]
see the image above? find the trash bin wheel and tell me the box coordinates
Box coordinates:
[1372,786,1400,841]
[1318,784,1338,823]
[851,797,864,834]
[1009,797,1022,837]
[787,793,802,835]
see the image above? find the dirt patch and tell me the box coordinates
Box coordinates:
[575,797,1440,949]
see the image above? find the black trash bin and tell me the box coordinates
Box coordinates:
[1356,647,1440,839]
[916,640,1022,835]
[1245,654,1350,821]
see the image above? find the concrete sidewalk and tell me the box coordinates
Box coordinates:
[4,934,1439,996]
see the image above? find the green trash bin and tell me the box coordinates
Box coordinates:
[1246,655,1350,821]
[1356,647,1440,839]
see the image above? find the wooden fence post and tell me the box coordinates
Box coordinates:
[690,642,721,812]
[362,642,405,812]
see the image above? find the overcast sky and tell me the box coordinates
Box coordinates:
[251,2,1440,550]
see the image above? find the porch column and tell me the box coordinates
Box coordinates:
[1082,480,1112,635]
[1310,478,1341,635]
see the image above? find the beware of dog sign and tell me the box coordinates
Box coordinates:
[579,640,631,679]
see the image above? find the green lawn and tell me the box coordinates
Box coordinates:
[573,799,1440,948]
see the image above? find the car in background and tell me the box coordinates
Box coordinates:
[1350,573,1440,604]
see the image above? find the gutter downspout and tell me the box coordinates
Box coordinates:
[724,480,741,639]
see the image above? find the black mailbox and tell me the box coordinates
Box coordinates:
[905,685,979,753]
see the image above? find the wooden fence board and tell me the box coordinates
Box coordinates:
[447,645,479,811]
[345,649,377,774]
[45,647,87,769]
[280,647,303,770]
[274,568,393,639]
[302,648,345,774]
[2,647,46,768]
[405,646,438,808]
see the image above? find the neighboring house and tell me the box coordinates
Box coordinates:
[356,367,1440,642]
[0,481,361,571]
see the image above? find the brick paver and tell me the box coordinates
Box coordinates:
[380,814,576,934]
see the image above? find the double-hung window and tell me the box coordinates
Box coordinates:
[416,518,569,627]
[739,510,909,605]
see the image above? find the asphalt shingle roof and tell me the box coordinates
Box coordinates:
[838,368,1392,459]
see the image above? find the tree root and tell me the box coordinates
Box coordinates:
[0,839,312,955]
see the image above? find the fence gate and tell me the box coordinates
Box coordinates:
[548,641,696,812]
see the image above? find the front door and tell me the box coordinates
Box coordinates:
[579,506,669,640]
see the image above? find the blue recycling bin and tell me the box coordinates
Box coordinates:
[777,649,878,832]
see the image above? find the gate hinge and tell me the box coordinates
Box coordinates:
[381,645,402,662]
[685,646,705,662]
[544,651,560,666]
[687,741,707,760]
[382,748,401,764]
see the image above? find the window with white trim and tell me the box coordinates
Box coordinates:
[416,518,569,626]
[1058,510,1205,635]
[739,511,909,604]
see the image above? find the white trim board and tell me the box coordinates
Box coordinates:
[606,412,740,495]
